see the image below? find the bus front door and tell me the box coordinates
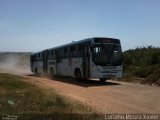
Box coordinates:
[82,45,90,78]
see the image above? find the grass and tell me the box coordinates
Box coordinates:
[0,73,98,120]
[0,73,30,90]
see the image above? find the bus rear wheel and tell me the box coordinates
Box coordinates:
[100,78,106,82]
[75,70,82,82]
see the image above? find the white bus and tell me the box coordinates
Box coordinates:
[30,37,123,82]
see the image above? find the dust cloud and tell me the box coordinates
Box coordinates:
[0,53,32,75]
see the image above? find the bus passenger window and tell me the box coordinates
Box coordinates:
[71,46,76,53]
[51,50,54,56]
[64,47,67,53]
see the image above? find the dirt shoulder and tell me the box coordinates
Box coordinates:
[24,75,160,114]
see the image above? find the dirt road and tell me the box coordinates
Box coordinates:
[25,75,160,114]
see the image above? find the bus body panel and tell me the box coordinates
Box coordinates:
[47,58,83,77]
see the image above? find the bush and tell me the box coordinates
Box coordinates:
[147,68,160,84]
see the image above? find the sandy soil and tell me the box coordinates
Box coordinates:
[24,75,160,114]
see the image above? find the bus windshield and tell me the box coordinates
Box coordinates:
[92,44,122,66]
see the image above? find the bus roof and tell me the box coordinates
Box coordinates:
[48,37,119,50]
[32,37,120,55]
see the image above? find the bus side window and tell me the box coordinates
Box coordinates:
[55,50,58,59]
[67,47,71,58]
[36,54,38,59]
[51,50,54,56]
[71,46,76,57]
[57,49,62,60]
[64,47,67,53]
[78,45,82,57]
[50,50,55,59]
[79,45,82,56]
[75,45,80,57]
[64,47,67,58]
[60,48,63,59]
[84,46,89,56]
[55,50,60,63]
[71,46,75,53]
[52,50,56,60]
[34,54,36,60]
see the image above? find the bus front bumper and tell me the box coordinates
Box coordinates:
[91,70,122,79]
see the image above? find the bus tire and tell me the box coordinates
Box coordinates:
[75,69,82,82]
[50,68,54,79]
[100,78,106,83]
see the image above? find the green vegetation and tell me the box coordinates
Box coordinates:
[0,73,98,120]
[123,46,160,85]
[0,74,30,90]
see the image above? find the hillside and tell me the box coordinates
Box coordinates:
[123,46,160,85]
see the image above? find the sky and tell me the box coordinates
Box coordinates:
[0,0,160,52]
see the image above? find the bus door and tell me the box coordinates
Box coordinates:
[43,50,48,74]
[82,45,90,78]
[30,55,34,72]
[55,50,60,75]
